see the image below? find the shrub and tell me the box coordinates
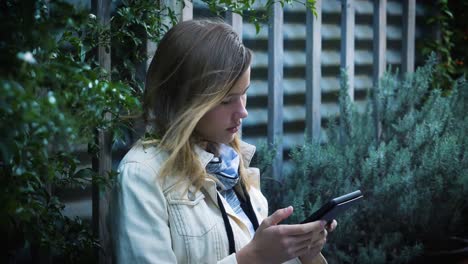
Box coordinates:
[0,0,139,262]
[265,56,468,263]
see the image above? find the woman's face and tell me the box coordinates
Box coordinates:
[195,67,250,144]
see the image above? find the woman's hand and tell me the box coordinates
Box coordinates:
[298,220,337,264]
[236,206,328,264]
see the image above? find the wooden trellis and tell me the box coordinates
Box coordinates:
[90,0,416,262]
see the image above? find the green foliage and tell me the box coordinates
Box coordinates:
[110,0,178,92]
[264,55,468,263]
[421,0,468,91]
[1,0,319,262]
[0,0,140,262]
[448,0,468,77]
[201,0,317,33]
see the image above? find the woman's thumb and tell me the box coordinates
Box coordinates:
[261,206,294,228]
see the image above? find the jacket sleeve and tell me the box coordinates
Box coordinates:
[110,161,177,263]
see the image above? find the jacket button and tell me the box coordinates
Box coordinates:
[188,192,196,201]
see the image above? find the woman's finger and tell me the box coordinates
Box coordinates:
[290,226,325,243]
[285,220,326,236]
[295,242,324,258]
[285,227,327,254]
[326,220,338,232]
[309,229,327,248]
[259,206,294,229]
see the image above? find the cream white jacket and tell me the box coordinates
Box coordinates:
[109,140,326,264]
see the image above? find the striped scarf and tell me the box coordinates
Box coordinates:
[205,144,243,215]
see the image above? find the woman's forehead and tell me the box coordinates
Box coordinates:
[228,67,250,95]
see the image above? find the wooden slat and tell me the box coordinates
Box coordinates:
[146,41,157,70]
[160,0,192,26]
[226,11,244,137]
[340,0,355,101]
[91,0,112,263]
[373,0,386,84]
[305,0,322,141]
[402,0,415,73]
[372,0,386,142]
[93,0,111,73]
[268,2,284,181]
[226,11,243,41]
[182,0,193,21]
[160,0,172,27]
[92,122,112,264]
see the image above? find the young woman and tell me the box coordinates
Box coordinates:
[109,19,336,264]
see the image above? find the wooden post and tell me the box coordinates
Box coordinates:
[226,11,243,41]
[402,0,415,73]
[146,41,157,70]
[372,0,386,142]
[92,0,111,73]
[226,11,244,137]
[160,0,193,27]
[340,0,355,101]
[268,2,284,181]
[91,0,112,263]
[181,0,193,21]
[373,0,386,85]
[305,0,322,142]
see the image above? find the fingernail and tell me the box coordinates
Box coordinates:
[320,220,327,228]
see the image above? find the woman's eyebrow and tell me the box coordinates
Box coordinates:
[229,84,250,96]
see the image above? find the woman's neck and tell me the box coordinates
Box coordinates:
[200,141,221,156]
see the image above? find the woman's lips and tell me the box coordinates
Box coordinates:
[227,125,240,133]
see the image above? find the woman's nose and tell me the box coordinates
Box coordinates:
[239,107,248,119]
[234,100,248,120]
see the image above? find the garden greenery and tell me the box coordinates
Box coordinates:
[264,55,468,263]
[1,0,140,262]
[0,0,316,262]
[420,0,468,93]
[3,0,465,263]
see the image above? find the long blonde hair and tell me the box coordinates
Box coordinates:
[143,19,253,190]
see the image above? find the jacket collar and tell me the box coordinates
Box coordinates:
[194,140,256,168]
[196,140,256,208]
[162,140,256,196]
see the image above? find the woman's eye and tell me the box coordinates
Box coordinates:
[221,98,232,105]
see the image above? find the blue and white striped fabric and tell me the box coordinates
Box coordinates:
[206,144,255,236]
